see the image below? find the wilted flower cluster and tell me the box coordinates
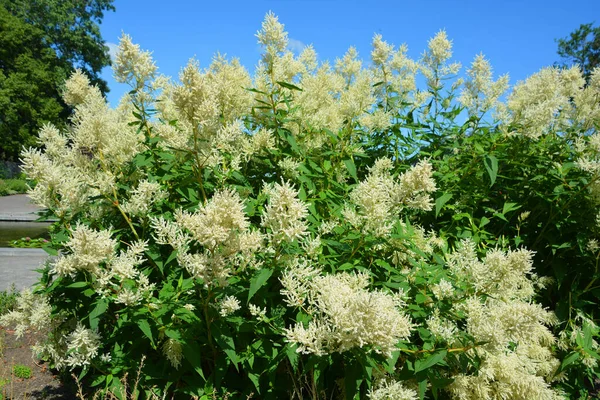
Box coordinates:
[162,338,183,369]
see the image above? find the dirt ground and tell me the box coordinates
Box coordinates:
[1,325,598,399]
[0,326,77,400]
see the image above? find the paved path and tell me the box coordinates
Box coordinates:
[0,194,45,221]
[0,248,50,291]
[0,195,52,291]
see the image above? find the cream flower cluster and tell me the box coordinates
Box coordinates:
[21,64,145,219]
[283,264,413,357]
[154,54,255,172]
[64,324,103,369]
[53,224,116,276]
[151,188,263,286]
[368,379,418,400]
[446,240,538,300]
[445,240,563,400]
[0,289,52,338]
[420,30,461,89]
[459,54,509,118]
[261,180,309,244]
[507,66,585,139]
[347,158,436,236]
[121,180,167,216]
[52,225,155,305]
[113,34,157,88]
[2,292,103,371]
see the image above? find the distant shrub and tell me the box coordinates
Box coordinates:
[0,179,29,196]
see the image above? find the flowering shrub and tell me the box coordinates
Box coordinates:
[2,12,600,399]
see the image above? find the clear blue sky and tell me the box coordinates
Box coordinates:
[99,0,599,106]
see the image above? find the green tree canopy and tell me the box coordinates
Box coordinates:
[556,22,600,81]
[0,0,114,161]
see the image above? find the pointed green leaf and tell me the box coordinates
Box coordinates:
[137,319,155,347]
[276,81,303,91]
[248,268,273,303]
[344,159,358,180]
[182,340,206,380]
[484,155,498,187]
[89,298,108,330]
[558,351,580,372]
[414,350,447,373]
[435,193,453,218]
[502,202,521,215]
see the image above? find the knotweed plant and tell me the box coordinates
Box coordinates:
[3,12,600,400]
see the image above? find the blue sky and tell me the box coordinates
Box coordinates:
[99,0,599,106]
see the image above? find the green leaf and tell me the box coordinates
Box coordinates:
[248,268,273,303]
[210,324,239,369]
[344,361,363,400]
[137,319,155,347]
[285,343,299,372]
[284,131,301,154]
[42,245,58,256]
[66,281,87,288]
[88,298,108,330]
[248,372,261,394]
[435,193,453,218]
[502,202,520,215]
[484,155,498,187]
[583,347,600,360]
[414,350,447,373]
[558,351,580,372]
[90,374,106,387]
[182,340,206,380]
[344,159,358,181]
[583,324,594,350]
[418,379,428,400]
[276,81,303,91]
[338,263,355,271]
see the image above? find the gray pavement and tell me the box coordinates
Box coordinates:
[0,195,52,291]
[0,248,50,291]
[0,194,46,221]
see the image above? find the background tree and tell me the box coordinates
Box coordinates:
[0,0,114,162]
[556,22,600,81]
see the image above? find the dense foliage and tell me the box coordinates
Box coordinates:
[0,0,114,161]
[2,13,600,400]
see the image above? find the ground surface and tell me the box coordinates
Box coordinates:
[0,248,50,292]
[0,326,77,399]
[0,195,44,222]
[0,195,75,398]
[0,195,53,291]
